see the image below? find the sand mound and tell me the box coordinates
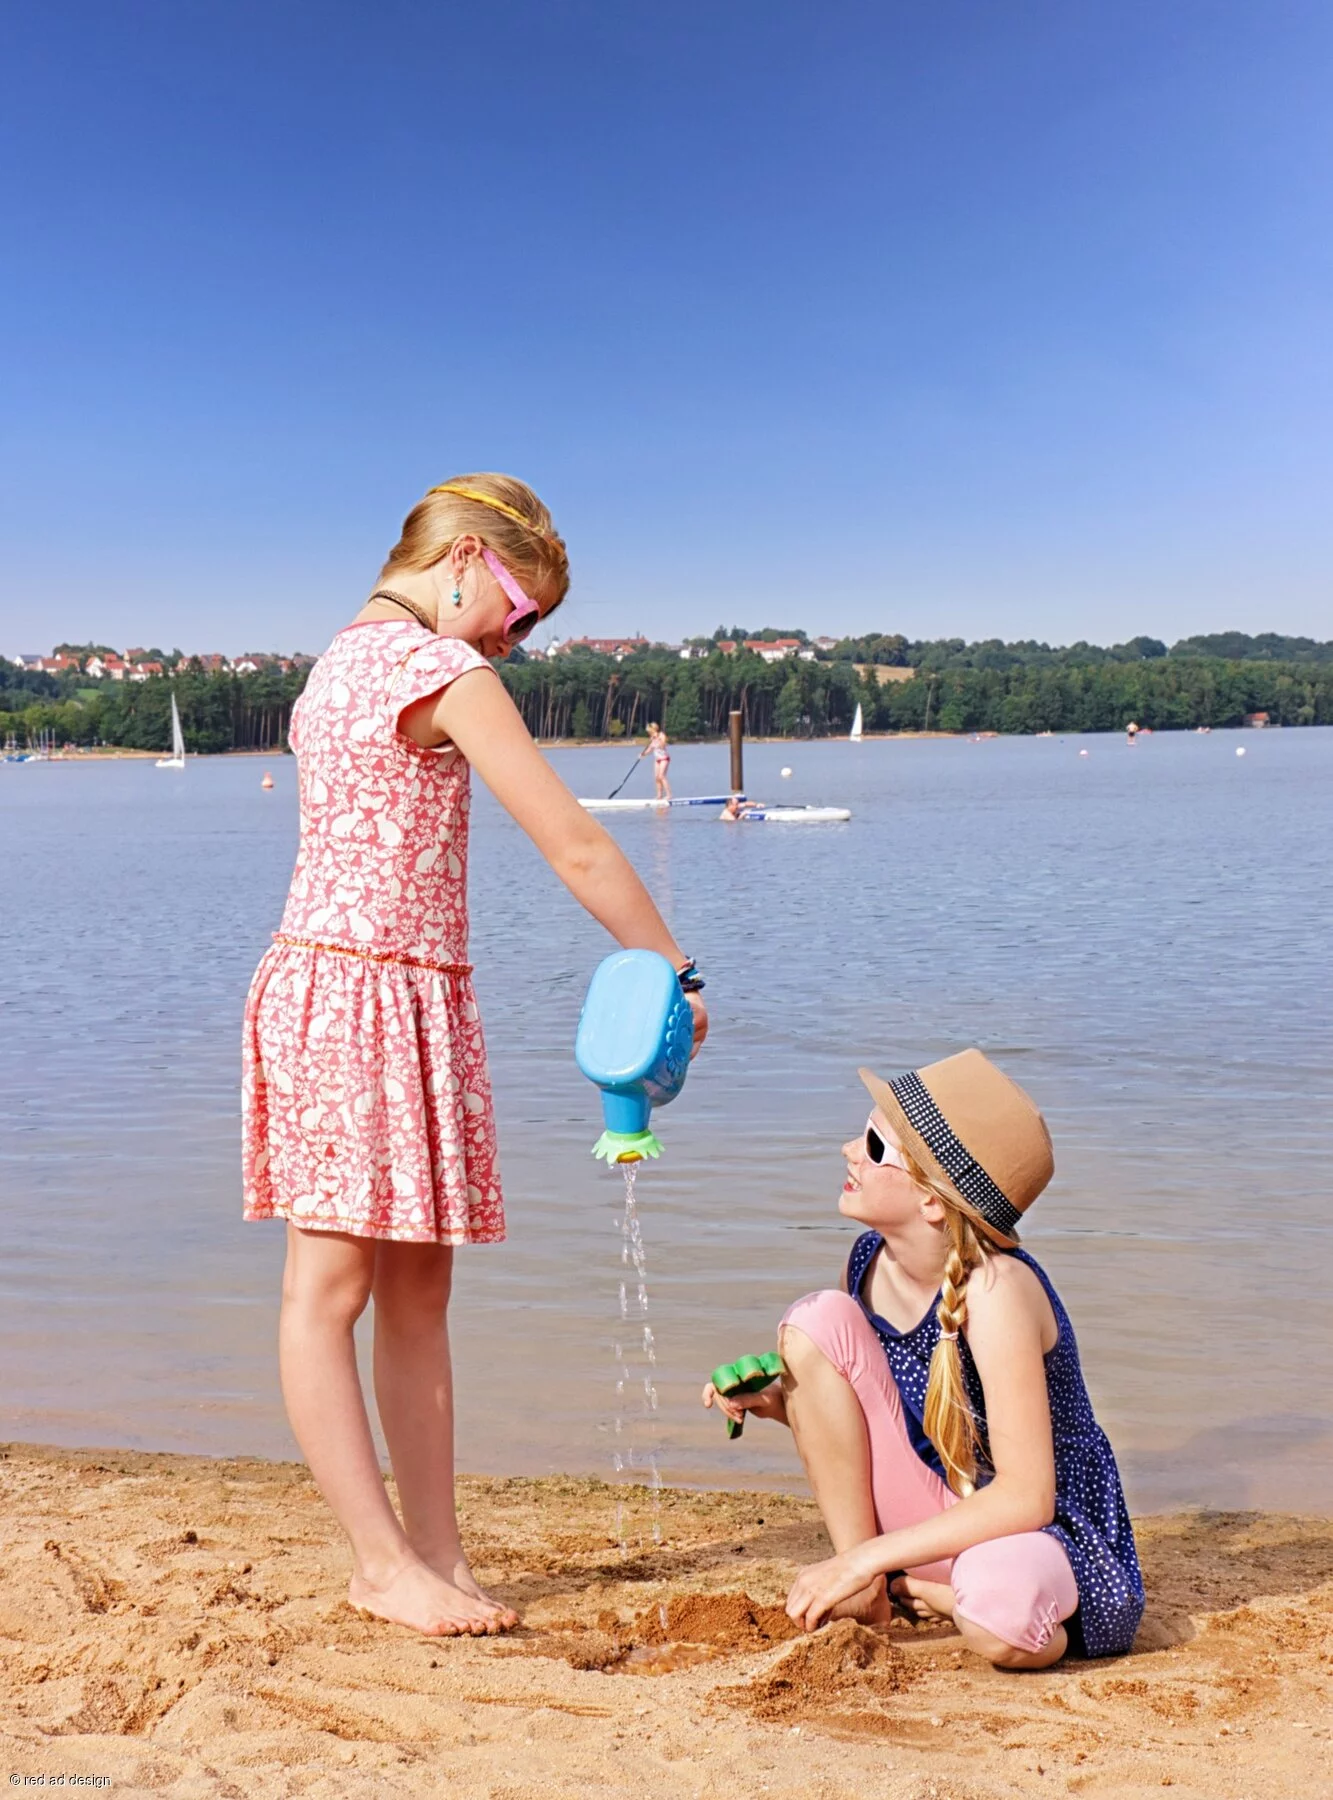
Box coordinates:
[723,1618,921,1725]
[517,1589,800,1671]
[637,1589,801,1649]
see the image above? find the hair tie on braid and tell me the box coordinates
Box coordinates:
[939,1328,959,1341]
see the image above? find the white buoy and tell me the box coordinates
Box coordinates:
[1236,746,1246,757]
[261,771,275,789]
[780,766,793,779]
[1079,749,1089,757]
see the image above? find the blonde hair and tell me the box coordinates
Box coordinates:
[901,1142,992,1497]
[380,472,570,609]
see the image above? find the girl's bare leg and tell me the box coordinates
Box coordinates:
[779,1322,894,1626]
[371,1241,517,1627]
[891,1576,955,1622]
[278,1224,502,1636]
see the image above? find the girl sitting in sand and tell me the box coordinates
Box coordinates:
[244,474,707,1640]
[703,1050,1143,1667]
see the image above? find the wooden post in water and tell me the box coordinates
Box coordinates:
[729,709,744,795]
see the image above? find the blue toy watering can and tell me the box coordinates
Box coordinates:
[575,949,695,1163]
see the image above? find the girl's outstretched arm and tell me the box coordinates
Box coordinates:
[405,670,707,1043]
[785,1257,1056,1630]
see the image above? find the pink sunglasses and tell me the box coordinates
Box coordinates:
[479,547,541,642]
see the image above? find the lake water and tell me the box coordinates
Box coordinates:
[1,728,1329,1514]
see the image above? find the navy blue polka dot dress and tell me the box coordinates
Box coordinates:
[848,1230,1144,1659]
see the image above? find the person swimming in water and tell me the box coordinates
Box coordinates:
[720,794,763,820]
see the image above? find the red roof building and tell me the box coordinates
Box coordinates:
[742,638,808,662]
[553,636,649,661]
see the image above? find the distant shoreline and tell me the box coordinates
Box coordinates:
[539,730,965,748]
[17,734,961,761]
[13,747,292,761]
[16,724,1290,761]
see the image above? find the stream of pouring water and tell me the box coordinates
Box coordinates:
[611,1162,664,1561]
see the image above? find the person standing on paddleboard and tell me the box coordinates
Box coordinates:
[641,721,672,802]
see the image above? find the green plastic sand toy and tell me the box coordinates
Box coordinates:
[709,1351,786,1439]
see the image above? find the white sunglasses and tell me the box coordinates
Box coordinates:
[864,1120,907,1169]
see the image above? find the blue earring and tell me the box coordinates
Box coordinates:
[450,584,462,608]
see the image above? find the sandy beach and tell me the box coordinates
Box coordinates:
[1,1444,1327,1798]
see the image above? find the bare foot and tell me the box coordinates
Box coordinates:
[890,1575,956,1624]
[828,1574,897,1628]
[348,1557,512,1637]
[423,1549,520,1631]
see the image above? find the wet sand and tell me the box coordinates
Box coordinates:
[1,1444,1328,1797]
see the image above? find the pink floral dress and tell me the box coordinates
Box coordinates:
[242,621,504,1244]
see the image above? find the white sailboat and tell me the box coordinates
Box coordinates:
[156,693,186,770]
[850,703,864,742]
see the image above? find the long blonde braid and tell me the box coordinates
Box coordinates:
[903,1145,991,1497]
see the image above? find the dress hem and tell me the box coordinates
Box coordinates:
[243,1206,506,1247]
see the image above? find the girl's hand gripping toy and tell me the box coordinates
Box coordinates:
[575,949,695,1164]
[709,1352,786,1438]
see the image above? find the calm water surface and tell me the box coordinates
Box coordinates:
[1,729,1329,1512]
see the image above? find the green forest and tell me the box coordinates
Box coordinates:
[0,659,304,754]
[498,642,1332,740]
[3,631,1331,751]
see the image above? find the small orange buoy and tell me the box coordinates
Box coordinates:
[261,772,274,789]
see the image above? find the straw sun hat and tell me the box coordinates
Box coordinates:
[858,1048,1054,1248]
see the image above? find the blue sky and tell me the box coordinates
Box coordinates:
[1,1,1329,655]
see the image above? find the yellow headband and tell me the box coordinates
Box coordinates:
[428,482,537,530]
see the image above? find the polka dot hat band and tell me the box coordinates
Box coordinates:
[859,1048,1054,1247]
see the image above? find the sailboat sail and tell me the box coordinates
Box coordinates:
[850,703,864,742]
[157,693,186,768]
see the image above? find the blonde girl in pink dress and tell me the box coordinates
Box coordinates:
[242,474,708,1638]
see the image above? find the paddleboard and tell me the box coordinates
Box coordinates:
[736,805,851,824]
[579,795,736,812]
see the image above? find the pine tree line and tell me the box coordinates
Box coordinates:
[3,643,1331,749]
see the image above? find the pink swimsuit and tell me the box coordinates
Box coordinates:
[242,622,504,1245]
